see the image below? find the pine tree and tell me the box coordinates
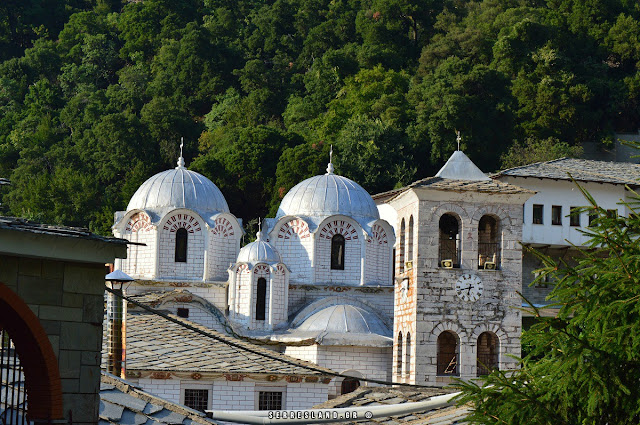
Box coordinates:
[455,183,640,424]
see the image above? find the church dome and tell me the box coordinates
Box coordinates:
[237,231,281,266]
[276,161,379,223]
[296,304,391,337]
[127,156,229,213]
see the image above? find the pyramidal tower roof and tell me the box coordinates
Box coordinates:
[435,150,490,181]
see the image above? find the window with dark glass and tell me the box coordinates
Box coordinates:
[532,205,543,224]
[589,211,597,227]
[437,331,459,376]
[477,332,499,376]
[177,308,189,318]
[399,219,405,273]
[331,234,345,270]
[256,277,266,321]
[551,206,562,225]
[175,228,188,262]
[258,391,283,410]
[606,209,617,218]
[570,207,581,227]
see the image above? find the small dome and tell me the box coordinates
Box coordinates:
[237,231,281,266]
[276,162,379,223]
[296,304,391,337]
[127,157,229,213]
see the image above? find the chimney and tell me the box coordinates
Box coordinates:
[105,270,134,378]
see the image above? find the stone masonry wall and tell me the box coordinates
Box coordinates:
[0,254,106,425]
[158,212,205,280]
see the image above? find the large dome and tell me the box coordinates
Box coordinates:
[276,163,379,223]
[127,157,229,213]
[297,304,391,337]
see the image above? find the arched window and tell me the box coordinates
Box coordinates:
[405,332,411,378]
[175,228,188,262]
[341,378,360,395]
[477,332,499,376]
[407,216,414,268]
[437,331,459,376]
[255,277,267,321]
[397,332,403,376]
[478,215,500,269]
[399,219,406,273]
[331,234,345,270]
[439,214,460,268]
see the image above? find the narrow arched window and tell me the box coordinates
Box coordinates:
[341,378,360,395]
[478,215,500,269]
[331,234,345,270]
[439,214,460,268]
[397,332,403,376]
[399,219,406,273]
[175,228,188,262]
[477,332,499,376]
[405,332,411,378]
[408,216,414,267]
[437,331,459,376]
[256,277,267,321]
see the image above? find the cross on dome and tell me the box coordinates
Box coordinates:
[456,130,462,151]
[176,137,185,169]
[326,145,334,174]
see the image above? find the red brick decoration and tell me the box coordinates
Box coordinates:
[285,375,302,383]
[278,219,310,240]
[0,282,64,421]
[225,373,245,381]
[318,220,358,241]
[150,371,172,379]
[125,212,153,232]
[163,213,202,233]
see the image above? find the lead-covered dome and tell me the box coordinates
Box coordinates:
[127,157,229,213]
[275,162,379,223]
[236,231,281,266]
[296,304,391,337]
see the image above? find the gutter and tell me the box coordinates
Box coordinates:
[206,391,461,424]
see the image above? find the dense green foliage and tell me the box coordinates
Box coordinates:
[455,186,640,423]
[1,0,639,233]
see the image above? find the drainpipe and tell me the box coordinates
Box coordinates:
[105,270,134,378]
[206,391,461,424]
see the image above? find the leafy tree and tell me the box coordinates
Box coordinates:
[500,136,584,169]
[455,185,640,424]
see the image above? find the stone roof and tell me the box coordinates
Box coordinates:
[373,177,533,203]
[313,386,470,425]
[125,312,334,376]
[0,216,130,246]
[493,157,640,186]
[100,373,218,425]
[435,151,491,181]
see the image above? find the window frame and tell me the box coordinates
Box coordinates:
[255,386,286,411]
[255,277,267,321]
[330,234,345,270]
[175,227,188,262]
[181,385,211,412]
[532,204,543,225]
[551,205,562,226]
[569,207,581,227]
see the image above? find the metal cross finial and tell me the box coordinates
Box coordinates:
[176,137,186,168]
[456,131,461,151]
[258,217,261,232]
[326,144,335,174]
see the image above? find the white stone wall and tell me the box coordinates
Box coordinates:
[365,223,392,285]
[126,282,228,313]
[134,377,328,411]
[272,218,313,283]
[317,346,391,384]
[231,264,252,324]
[315,218,362,285]
[166,303,227,333]
[250,264,270,329]
[158,211,205,280]
[270,265,288,326]
[208,216,240,280]
[284,345,318,364]
[116,212,156,278]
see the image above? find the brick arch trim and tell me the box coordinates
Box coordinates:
[471,323,508,347]
[428,204,470,224]
[0,282,64,420]
[428,321,467,343]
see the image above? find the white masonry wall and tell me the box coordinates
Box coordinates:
[208,216,240,280]
[271,218,313,283]
[314,218,362,285]
[166,303,227,333]
[125,283,228,313]
[158,211,206,280]
[115,212,156,279]
[134,378,328,411]
[364,223,392,286]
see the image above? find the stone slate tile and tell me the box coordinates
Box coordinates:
[101,390,149,412]
[142,403,164,415]
[149,409,186,423]
[100,400,125,421]
[119,410,149,425]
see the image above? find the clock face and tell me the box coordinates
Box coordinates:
[455,274,483,302]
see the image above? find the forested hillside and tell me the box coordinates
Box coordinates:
[1,0,638,234]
